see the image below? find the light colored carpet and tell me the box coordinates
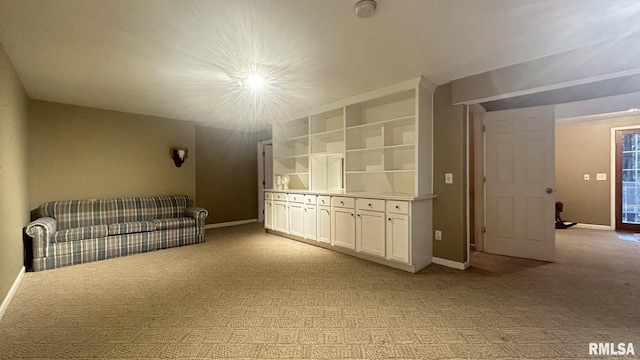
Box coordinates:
[1,223,639,359]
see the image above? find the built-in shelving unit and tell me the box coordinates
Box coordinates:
[273,118,310,190]
[266,76,436,273]
[272,77,433,197]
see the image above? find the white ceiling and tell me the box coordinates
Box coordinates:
[1,0,639,130]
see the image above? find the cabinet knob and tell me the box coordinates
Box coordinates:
[340,201,344,205]
[395,205,400,209]
[368,203,372,207]
[357,214,361,217]
[388,218,391,221]
[351,213,354,217]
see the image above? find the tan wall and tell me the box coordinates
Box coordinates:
[432,83,467,263]
[556,115,640,226]
[0,44,29,302]
[28,101,196,208]
[196,126,270,224]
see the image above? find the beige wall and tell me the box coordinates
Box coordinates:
[0,44,29,303]
[556,115,640,226]
[196,126,270,224]
[432,83,468,263]
[28,101,196,208]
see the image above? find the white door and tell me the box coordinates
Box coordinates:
[289,202,304,237]
[332,207,355,249]
[386,213,409,263]
[304,204,317,240]
[273,201,288,233]
[318,206,331,244]
[356,210,385,257]
[485,106,555,262]
[265,200,273,230]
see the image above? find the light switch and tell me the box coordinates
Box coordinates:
[583,174,590,181]
[596,173,607,181]
[445,173,453,184]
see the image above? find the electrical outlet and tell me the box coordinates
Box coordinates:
[596,173,607,181]
[435,230,442,241]
[583,174,590,181]
[445,173,453,184]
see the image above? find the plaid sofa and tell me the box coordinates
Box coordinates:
[25,195,208,271]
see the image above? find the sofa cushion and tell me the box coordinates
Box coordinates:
[39,195,193,230]
[152,217,196,230]
[108,221,157,236]
[52,225,108,243]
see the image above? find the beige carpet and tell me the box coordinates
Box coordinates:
[1,224,639,359]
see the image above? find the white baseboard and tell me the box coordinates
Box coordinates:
[574,223,613,231]
[432,257,469,270]
[204,219,258,229]
[0,266,25,321]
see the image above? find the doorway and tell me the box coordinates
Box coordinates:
[615,128,640,231]
[257,140,273,222]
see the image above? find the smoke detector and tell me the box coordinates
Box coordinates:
[354,0,377,18]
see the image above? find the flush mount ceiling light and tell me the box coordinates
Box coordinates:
[354,0,377,18]
[237,71,267,91]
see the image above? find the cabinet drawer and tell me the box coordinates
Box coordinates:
[356,198,385,212]
[317,196,331,206]
[387,200,409,214]
[332,196,355,208]
[264,192,273,200]
[304,195,317,205]
[274,193,288,201]
[288,194,304,203]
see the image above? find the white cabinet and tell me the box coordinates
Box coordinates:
[265,200,273,230]
[266,77,435,272]
[387,203,410,264]
[332,199,355,249]
[317,203,331,244]
[356,199,386,257]
[273,201,288,233]
[289,201,304,237]
[304,195,317,240]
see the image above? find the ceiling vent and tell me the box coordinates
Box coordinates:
[354,0,377,19]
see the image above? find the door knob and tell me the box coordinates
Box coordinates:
[546,187,554,194]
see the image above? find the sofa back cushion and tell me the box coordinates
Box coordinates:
[39,195,193,230]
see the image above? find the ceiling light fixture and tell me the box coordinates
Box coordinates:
[245,72,266,90]
[354,0,377,18]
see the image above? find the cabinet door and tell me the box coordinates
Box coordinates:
[318,206,331,244]
[357,210,385,257]
[304,204,317,240]
[274,201,289,233]
[386,213,410,263]
[333,207,355,249]
[265,200,273,230]
[289,202,304,237]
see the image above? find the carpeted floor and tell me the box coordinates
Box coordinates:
[1,223,639,359]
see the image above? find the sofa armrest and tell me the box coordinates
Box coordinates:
[186,206,208,231]
[26,217,57,257]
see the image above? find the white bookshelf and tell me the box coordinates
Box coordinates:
[271,77,433,197]
[267,76,436,273]
[273,117,310,190]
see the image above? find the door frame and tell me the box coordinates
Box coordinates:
[257,139,273,222]
[610,125,640,230]
[468,104,486,254]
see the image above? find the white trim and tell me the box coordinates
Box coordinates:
[610,125,640,230]
[204,219,258,229]
[0,266,25,321]
[432,257,469,270]
[574,223,613,231]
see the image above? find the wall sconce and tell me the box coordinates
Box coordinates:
[170,147,188,167]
